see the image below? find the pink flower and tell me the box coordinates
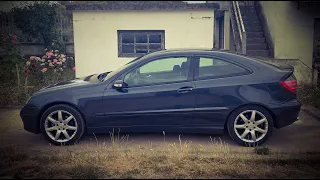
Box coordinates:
[35,57,41,61]
[72,67,76,71]
[41,68,48,73]
[53,59,58,63]
[30,56,36,60]
[46,52,54,57]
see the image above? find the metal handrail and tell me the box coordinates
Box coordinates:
[231,1,247,54]
[232,1,242,41]
[236,1,246,34]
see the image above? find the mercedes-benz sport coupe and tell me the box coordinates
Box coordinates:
[20,49,301,146]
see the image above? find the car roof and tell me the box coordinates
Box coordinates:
[142,49,286,72]
[146,48,251,58]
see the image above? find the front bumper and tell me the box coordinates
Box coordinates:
[271,100,301,129]
[20,104,41,134]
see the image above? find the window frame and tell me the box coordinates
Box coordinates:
[120,56,195,88]
[118,30,165,57]
[193,55,252,81]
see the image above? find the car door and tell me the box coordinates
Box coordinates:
[100,56,196,129]
[192,55,251,128]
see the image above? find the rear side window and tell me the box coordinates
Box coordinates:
[197,57,248,79]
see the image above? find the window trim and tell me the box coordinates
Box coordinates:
[193,55,252,81]
[120,56,195,88]
[117,30,165,57]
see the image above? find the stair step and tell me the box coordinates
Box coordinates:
[247,50,270,57]
[242,15,260,21]
[240,9,256,14]
[244,20,261,26]
[241,12,258,17]
[247,43,268,50]
[247,37,266,44]
[245,25,263,32]
[247,32,264,38]
[239,6,255,10]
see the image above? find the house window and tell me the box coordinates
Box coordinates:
[118,30,165,57]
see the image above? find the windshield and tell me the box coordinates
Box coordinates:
[102,55,145,81]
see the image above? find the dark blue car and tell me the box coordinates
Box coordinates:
[20,49,301,146]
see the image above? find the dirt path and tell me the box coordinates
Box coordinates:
[1,108,320,152]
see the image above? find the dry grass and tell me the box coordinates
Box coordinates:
[0,135,320,179]
[0,109,23,134]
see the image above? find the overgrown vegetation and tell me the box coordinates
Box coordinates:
[0,2,75,107]
[12,2,65,51]
[0,139,319,179]
[297,83,320,108]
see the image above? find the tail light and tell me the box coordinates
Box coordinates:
[280,74,297,93]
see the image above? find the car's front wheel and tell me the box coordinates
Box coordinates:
[227,105,273,147]
[40,104,85,146]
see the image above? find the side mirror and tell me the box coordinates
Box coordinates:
[113,80,124,88]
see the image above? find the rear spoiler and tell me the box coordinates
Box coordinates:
[227,52,295,71]
[260,60,294,71]
[249,57,294,71]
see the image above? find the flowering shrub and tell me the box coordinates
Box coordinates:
[1,33,18,45]
[24,49,75,87]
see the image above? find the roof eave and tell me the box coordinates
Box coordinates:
[66,3,220,11]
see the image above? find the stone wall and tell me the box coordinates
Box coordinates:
[4,43,75,57]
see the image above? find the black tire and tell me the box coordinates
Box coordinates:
[227,105,273,147]
[40,104,85,146]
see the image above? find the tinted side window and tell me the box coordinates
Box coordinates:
[124,57,190,87]
[198,57,247,79]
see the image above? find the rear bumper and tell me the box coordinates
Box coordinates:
[271,100,301,129]
[20,104,41,134]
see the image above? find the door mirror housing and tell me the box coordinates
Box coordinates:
[113,80,124,88]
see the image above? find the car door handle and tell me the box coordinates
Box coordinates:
[177,87,194,93]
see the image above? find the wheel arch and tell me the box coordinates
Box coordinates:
[37,101,87,133]
[224,103,277,130]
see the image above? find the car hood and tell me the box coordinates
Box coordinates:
[37,72,110,93]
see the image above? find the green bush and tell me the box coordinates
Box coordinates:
[297,83,320,108]
[254,146,270,155]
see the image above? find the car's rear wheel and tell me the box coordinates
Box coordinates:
[40,104,85,146]
[227,105,273,147]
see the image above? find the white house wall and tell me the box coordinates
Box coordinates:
[73,10,214,77]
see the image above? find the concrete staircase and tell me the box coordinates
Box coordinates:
[239,5,272,58]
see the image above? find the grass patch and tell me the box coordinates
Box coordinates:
[0,139,320,179]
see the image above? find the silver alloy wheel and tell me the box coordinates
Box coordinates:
[45,110,78,143]
[234,110,268,143]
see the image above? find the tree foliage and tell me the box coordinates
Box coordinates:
[12,2,60,49]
